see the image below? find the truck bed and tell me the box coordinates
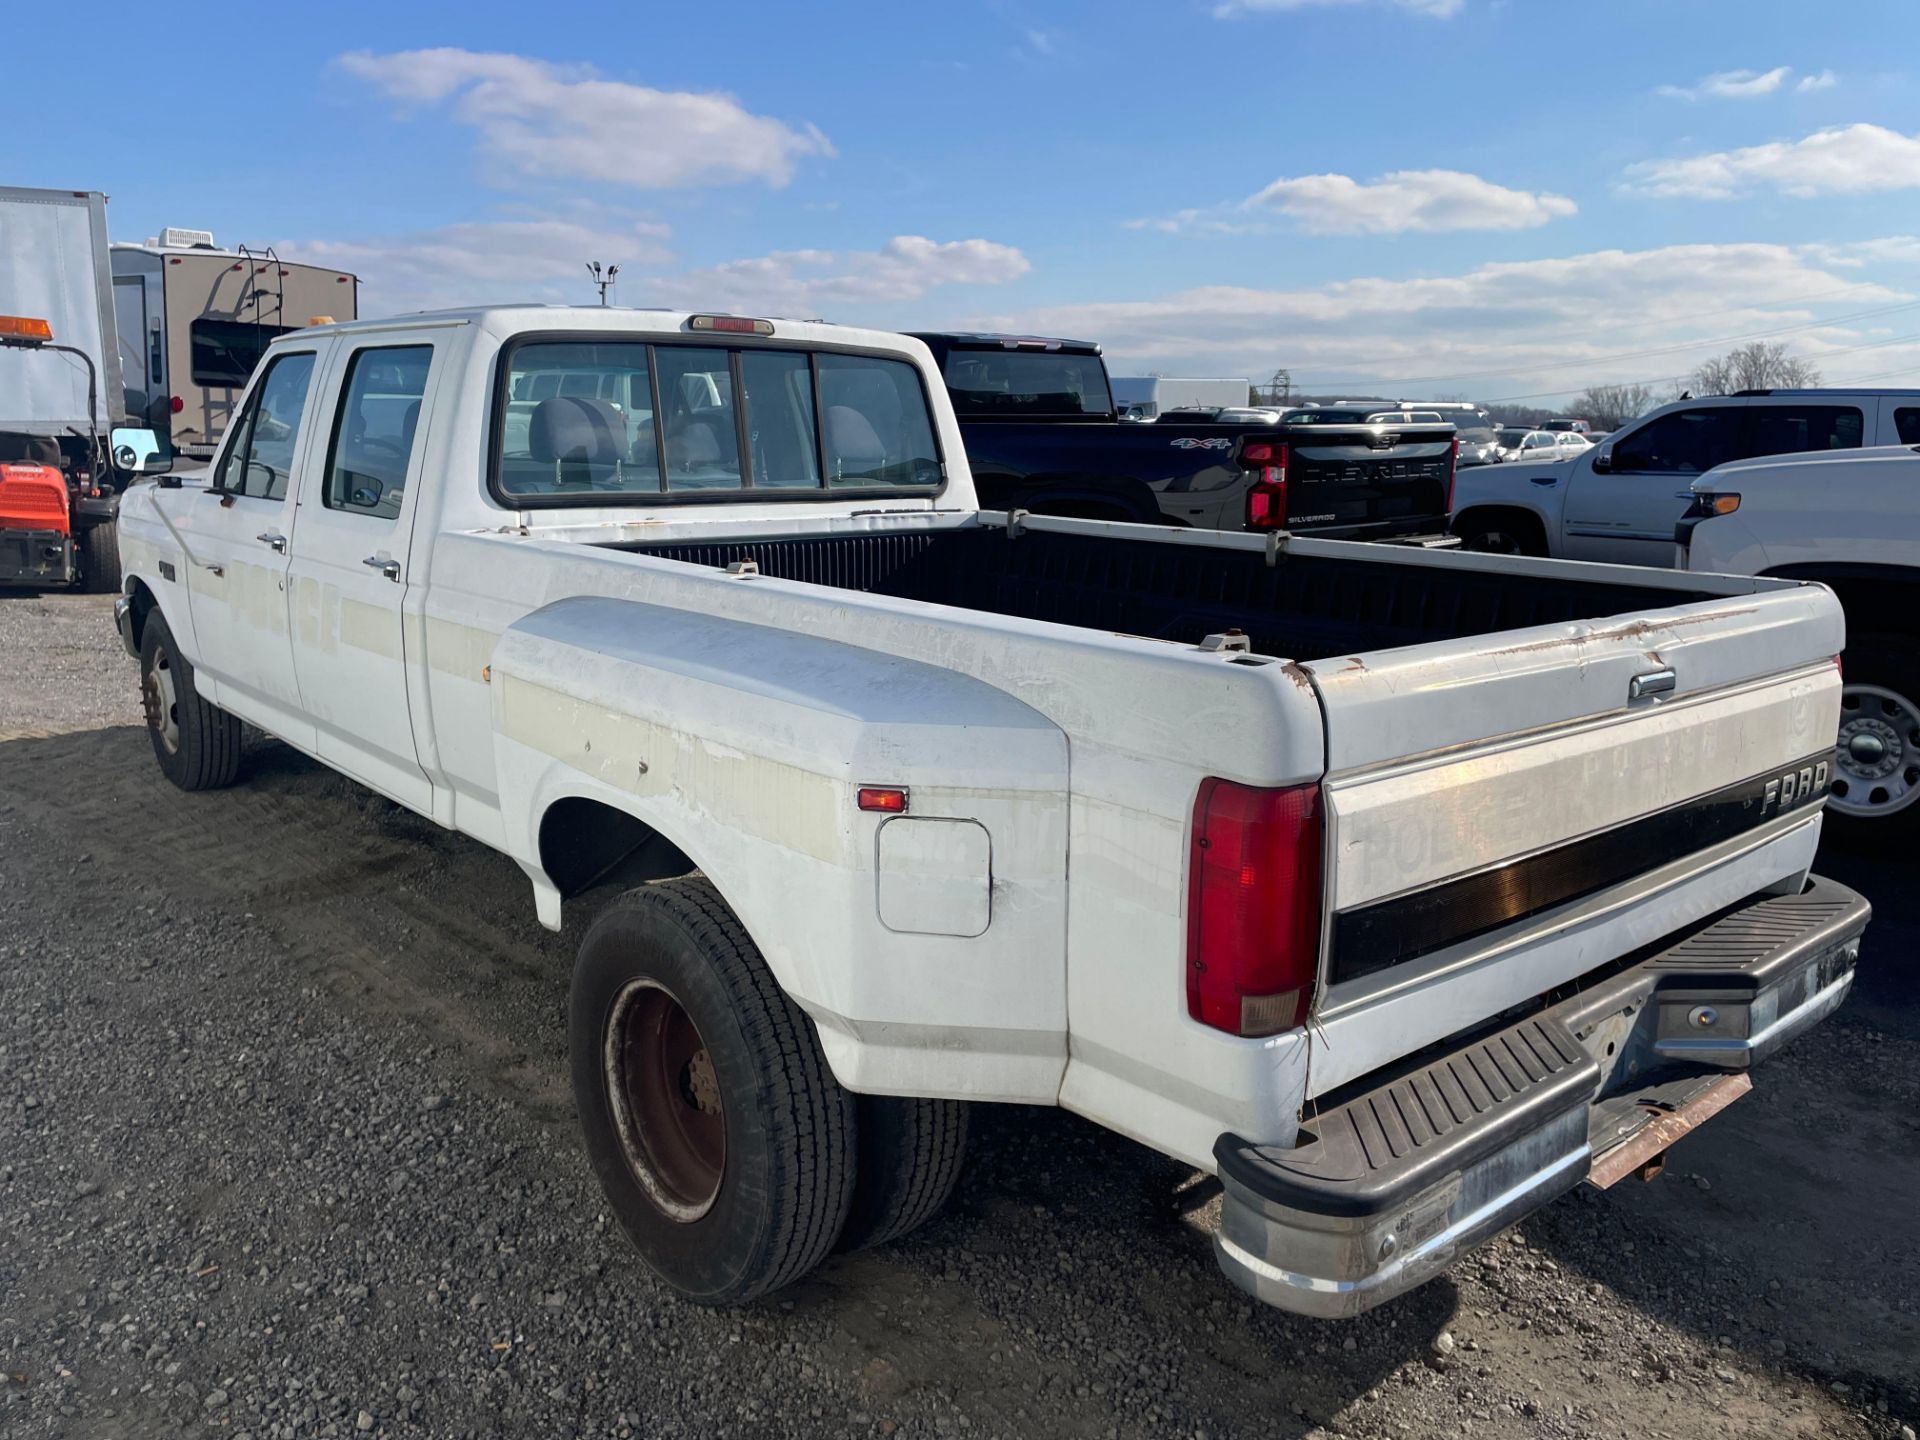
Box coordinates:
[612,522,1723,662]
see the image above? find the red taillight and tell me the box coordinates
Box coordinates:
[169,395,184,414]
[856,786,909,813]
[1186,778,1323,1037]
[1242,440,1289,530]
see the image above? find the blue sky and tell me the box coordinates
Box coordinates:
[9,0,1920,402]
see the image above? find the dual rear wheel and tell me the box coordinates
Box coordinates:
[570,877,969,1305]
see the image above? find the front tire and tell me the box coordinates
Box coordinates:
[140,613,243,791]
[1827,632,1920,840]
[570,878,855,1305]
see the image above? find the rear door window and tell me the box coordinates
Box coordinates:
[1610,407,1745,474]
[323,345,433,520]
[1746,404,1863,458]
[214,350,316,500]
[1896,407,1920,445]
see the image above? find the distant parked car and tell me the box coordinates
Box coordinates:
[1679,442,1920,836]
[1455,425,1504,467]
[1495,428,1585,463]
[1543,417,1592,434]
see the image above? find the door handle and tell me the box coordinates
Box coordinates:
[256,531,287,552]
[363,555,401,582]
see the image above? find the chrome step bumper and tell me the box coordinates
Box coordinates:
[1213,875,1869,1318]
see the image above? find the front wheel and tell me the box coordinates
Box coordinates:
[1827,633,1920,840]
[140,613,243,791]
[570,878,855,1304]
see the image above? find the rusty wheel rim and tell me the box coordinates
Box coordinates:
[604,980,726,1222]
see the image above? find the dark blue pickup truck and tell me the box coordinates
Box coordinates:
[910,331,1458,541]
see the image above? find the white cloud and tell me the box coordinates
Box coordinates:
[646,236,1030,315]
[282,217,675,315]
[1622,123,1920,199]
[1246,169,1575,235]
[1656,66,1792,101]
[1215,0,1461,15]
[1131,168,1572,237]
[967,239,1910,396]
[337,49,833,190]
[1796,69,1837,93]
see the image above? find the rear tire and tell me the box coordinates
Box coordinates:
[81,519,121,594]
[837,1095,970,1252]
[1826,633,1920,841]
[570,877,855,1305]
[140,613,243,791]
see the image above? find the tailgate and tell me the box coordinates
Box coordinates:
[1299,580,1843,1094]
[1284,423,1452,536]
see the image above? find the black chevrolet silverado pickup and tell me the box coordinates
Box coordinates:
[910,331,1458,539]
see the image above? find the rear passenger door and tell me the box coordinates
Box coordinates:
[286,339,442,813]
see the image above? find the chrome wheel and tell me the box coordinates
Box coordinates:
[1830,682,1920,819]
[604,980,726,1222]
[142,646,180,756]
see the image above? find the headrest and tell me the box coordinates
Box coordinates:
[529,396,625,466]
[667,418,722,470]
[826,405,886,464]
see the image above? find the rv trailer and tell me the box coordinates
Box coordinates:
[110,229,357,460]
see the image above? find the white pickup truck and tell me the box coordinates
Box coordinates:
[1451,388,1920,565]
[1679,442,1920,836]
[112,307,1868,1318]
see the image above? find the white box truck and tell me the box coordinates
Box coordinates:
[1110,375,1251,420]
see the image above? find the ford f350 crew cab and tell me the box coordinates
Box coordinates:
[113,307,1868,1317]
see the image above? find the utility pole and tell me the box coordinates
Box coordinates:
[586,261,619,306]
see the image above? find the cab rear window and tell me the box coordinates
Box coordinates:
[494,339,943,504]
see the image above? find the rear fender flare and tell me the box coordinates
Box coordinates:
[487,594,1074,1098]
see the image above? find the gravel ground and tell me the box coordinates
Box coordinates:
[1,593,1916,1440]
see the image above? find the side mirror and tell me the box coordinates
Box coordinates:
[110,426,170,476]
[1591,446,1612,473]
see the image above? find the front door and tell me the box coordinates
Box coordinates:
[176,347,322,746]
[286,339,440,813]
[1562,404,1748,567]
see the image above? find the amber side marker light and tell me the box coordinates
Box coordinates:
[857,787,909,814]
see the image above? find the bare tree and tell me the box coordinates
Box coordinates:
[1574,381,1658,431]
[1689,341,1822,396]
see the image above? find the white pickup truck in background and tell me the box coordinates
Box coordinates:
[111,307,1868,1318]
[1451,388,1920,565]
[1679,442,1920,837]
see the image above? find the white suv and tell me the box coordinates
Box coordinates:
[1452,389,1920,566]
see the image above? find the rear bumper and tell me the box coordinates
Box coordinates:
[0,529,76,587]
[1213,875,1868,1318]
